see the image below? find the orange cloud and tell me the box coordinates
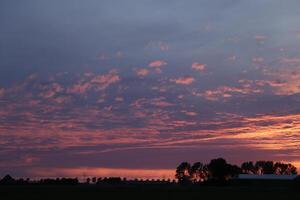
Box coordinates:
[170,76,195,85]
[29,167,174,180]
[191,62,206,71]
[262,61,300,95]
[148,60,167,68]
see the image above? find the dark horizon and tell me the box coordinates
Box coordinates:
[1,0,300,179]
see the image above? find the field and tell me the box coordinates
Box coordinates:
[1,184,300,200]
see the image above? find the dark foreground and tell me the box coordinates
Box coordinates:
[1,185,300,200]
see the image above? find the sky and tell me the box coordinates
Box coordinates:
[1,0,300,179]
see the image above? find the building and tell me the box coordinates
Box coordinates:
[238,174,298,180]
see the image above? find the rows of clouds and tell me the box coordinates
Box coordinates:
[1,0,300,177]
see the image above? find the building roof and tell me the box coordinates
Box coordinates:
[238,174,298,180]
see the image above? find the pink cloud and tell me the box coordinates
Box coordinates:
[198,84,263,101]
[68,82,91,94]
[135,68,150,77]
[39,83,64,99]
[171,76,195,85]
[150,98,174,107]
[0,88,5,97]
[182,111,198,116]
[148,60,167,68]
[91,70,120,90]
[53,96,72,104]
[191,62,206,71]
[68,70,120,94]
[131,97,173,108]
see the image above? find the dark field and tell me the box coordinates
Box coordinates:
[1,185,300,200]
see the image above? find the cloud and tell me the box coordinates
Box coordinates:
[191,62,206,71]
[68,70,120,94]
[252,57,264,63]
[135,68,150,77]
[0,88,5,97]
[91,70,120,90]
[29,167,174,180]
[254,35,268,41]
[198,83,263,101]
[280,57,300,64]
[261,59,300,95]
[39,83,64,99]
[145,41,169,52]
[68,82,91,94]
[131,97,173,108]
[170,76,195,85]
[148,60,167,68]
[115,97,124,102]
[182,111,198,116]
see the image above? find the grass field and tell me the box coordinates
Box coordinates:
[1,185,300,200]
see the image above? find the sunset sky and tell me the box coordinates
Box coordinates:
[1,0,300,179]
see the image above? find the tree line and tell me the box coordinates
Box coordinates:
[175,158,297,184]
[0,158,297,186]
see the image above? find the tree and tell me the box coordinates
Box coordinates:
[92,177,97,184]
[190,162,208,183]
[287,163,297,175]
[86,177,91,184]
[208,158,241,181]
[175,162,191,184]
[228,164,242,178]
[241,161,256,174]
[255,161,275,174]
[208,158,229,181]
[0,174,15,185]
[274,162,297,175]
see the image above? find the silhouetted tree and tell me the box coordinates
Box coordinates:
[0,174,15,185]
[92,177,97,184]
[228,164,242,178]
[190,162,208,183]
[208,158,240,181]
[255,161,275,174]
[241,161,256,174]
[274,162,297,175]
[175,162,192,184]
[86,177,91,184]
